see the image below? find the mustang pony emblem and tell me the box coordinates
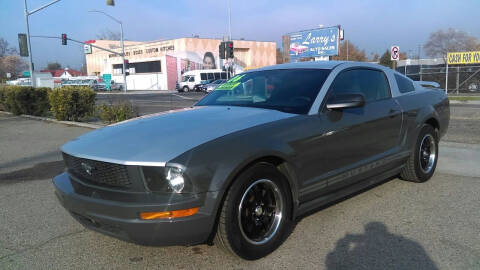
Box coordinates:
[81,162,94,175]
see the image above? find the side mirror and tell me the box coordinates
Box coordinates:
[326,93,365,110]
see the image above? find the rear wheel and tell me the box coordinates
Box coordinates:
[214,163,293,260]
[400,124,438,182]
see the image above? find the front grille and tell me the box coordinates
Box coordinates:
[62,153,132,187]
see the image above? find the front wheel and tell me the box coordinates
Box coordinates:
[182,86,189,92]
[214,163,294,260]
[400,124,438,182]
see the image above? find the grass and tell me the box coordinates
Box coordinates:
[448,96,480,102]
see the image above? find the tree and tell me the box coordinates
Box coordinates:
[96,29,121,40]
[332,40,367,61]
[276,48,284,64]
[371,53,380,62]
[0,55,27,78]
[0,37,27,79]
[424,28,480,59]
[0,38,17,58]
[378,50,392,68]
[47,62,62,70]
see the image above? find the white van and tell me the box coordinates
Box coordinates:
[178,69,227,92]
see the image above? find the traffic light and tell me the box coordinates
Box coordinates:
[61,33,67,45]
[226,41,234,58]
[219,42,226,59]
[124,59,129,75]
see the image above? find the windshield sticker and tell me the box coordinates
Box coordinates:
[216,82,241,90]
[215,74,245,90]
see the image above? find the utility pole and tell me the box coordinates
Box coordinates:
[346,40,349,61]
[418,44,422,81]
[24,0,35,87]
[228,0,232,41]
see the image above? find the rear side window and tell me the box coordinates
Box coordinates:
[330,69,390,102]
[200,73,207,80]
[394,74,415,93]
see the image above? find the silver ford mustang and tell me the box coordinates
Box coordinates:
[53,61,450,260]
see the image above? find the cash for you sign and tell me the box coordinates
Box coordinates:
[288,26,340,61]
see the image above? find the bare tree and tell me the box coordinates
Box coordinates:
[424,28,480,59]
[96,29,121,41]
[0,37,26,78]
[0,38,17,58]
[332,40,367,61]
[0,55,28,78]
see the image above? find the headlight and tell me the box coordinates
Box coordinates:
[165,167,184,193]
[142,165,192,193]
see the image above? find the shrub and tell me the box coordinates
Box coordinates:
[0,86,51,116]
[97,102,138,124]
[49,86,96,121]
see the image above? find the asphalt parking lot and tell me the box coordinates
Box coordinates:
[0,104,479,269]
[96,91,206,116]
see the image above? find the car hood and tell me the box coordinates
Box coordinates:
[61,106,295,165]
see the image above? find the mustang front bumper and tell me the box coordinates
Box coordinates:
[53,172,219,246]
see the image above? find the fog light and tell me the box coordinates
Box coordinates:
[140,207,199,220]
[165,166,184,193]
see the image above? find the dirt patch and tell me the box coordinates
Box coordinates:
[0,160,65,182]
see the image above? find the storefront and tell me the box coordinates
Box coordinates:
[85,37,276,90]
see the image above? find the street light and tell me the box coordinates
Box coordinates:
[24,0,62,87]
[89,10,127,92]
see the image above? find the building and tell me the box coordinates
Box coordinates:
[41,68,86,79]
[85,37,276,90]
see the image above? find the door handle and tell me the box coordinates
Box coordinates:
[389,109,400,118]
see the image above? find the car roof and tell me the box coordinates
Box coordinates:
[252,61,389,72]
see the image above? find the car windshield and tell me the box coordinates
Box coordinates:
[195,69,330,114]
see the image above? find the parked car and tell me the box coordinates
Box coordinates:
[193,79,212,92]
[202,79,227,92]
[178,69,227,92]
[53,61,450,260]
[91,81,123,91]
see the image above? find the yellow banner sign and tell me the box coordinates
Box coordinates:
[447,51,480,65]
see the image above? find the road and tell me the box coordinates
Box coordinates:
[0,105,479,269]
[96,92,205,116]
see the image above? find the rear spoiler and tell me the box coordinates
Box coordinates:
[416,81,440,88]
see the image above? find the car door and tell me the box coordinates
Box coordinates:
[188,76,195,89]
[299,68,402,201]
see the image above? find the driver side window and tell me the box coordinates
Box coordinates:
[329,69,391,103]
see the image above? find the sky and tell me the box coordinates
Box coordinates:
[1,0,479,70]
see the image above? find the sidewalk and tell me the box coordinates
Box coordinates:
[96,90,176,95]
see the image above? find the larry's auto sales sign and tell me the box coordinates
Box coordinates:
[288,26,340,61]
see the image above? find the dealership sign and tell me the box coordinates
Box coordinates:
[447,51,480,65]
[288,26,340,61]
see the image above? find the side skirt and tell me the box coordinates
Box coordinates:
[295,166,402,219]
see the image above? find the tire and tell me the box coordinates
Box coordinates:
[214,163,294,260]
[400,124,439,182]
[183,86,189,92]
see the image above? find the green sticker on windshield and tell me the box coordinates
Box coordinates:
[216,82,240,90]
[215,74,245,90]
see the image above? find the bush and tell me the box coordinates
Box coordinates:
[97,102,138,124]
[49,86,96,121]
[0,85,51,116]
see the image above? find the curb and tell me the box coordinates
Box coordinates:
[97,90,175,95]
[449,100,480,105]
[0,111,103,129]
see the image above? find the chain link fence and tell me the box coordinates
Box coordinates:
[397,59,480,94]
